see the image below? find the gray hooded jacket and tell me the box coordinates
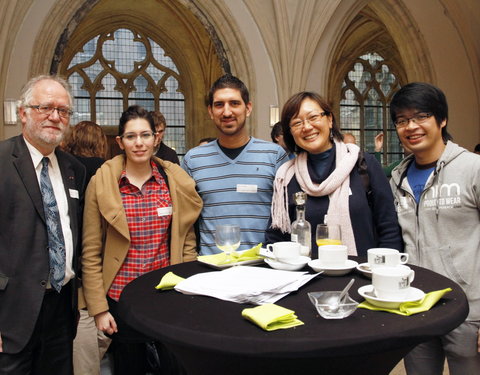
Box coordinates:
[390,141,480,320]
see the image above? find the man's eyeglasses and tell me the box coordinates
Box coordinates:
[26,105,73,119]
[289,112,328,131]
[120,132,156,142]
[394,113,433,128]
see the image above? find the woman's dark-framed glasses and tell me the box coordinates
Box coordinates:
[120,132,156,142]
[289,111,328,131]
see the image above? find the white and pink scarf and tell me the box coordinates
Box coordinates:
[270,141,360,255]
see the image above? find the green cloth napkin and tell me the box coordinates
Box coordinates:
[242,303,304,331]
[197,243,263,266]
[358,288,452,316]
[155,272,185,290]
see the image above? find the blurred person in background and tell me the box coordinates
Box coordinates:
[63,121,108,181]
[373,132,412,178]
[271,121,295,159]
[342,132,357,145]
[150,110,180,164]
[63,120,111,375]
[197,137,216,146]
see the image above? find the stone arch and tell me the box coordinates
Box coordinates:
[27,0,256,148]
[327,0,435,117]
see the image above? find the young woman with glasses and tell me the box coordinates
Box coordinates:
[81,105,202,374]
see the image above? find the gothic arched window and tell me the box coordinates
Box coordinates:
[65,28,185,156]
[340,52,402,164]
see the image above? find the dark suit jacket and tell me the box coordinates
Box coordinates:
[0,135,86,354]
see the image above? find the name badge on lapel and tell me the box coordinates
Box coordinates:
[69,189,79,199]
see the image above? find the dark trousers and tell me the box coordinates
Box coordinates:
[107,296,185,375]
[0,284,74,375]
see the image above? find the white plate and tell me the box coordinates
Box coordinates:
[264,256,311,271]
[308,259,358,276]
[197,250,265,270]
[358,285,425,309]
[356,262,372,278]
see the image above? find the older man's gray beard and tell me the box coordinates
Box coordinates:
[24,115,66,148]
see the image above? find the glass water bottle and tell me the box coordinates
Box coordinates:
[291,191,311,256]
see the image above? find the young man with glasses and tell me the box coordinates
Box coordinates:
[0,75,86,374]
[389,82,480,375]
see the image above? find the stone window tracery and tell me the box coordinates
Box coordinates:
[340,52,403,165]
[65,28,185,156]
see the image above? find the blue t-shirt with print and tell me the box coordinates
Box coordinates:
[407,162,435,202]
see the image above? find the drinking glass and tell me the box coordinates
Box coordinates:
[214,224,241,259]
[316,224,342,248]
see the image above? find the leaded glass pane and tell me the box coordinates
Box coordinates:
[71,98,90,125]
[69,72,88,97]
[340,52,401,164]
[83,60,103,82]
[68,36,98,69]
[339,52,403,164]
[65,27,186,156]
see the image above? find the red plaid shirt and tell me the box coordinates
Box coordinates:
[108,161,172,301]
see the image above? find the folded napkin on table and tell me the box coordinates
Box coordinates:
[175,266,320,304]
[358,288,452,316]
[197,243,263,266]
[242,303,304,331]
[155,272,185,290]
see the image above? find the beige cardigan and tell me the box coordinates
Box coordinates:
[80,155,202,316]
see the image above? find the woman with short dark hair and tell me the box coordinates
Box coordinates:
[266,92,402,258]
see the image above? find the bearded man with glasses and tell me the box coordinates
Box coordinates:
[390,82,480,375]
[0,75,86,374]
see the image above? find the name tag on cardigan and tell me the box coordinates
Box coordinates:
[236,184,257,193]
[157,207,173,216]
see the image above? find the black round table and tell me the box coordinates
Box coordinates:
[118,258,468,375]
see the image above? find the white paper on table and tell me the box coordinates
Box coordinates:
[174,266,320,304]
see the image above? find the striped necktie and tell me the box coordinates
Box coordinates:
[40,157,66,292]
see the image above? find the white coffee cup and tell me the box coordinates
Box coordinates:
[267,242,301,262]
[367,248,409,269]
[372,265,415,299]
[318,245,348,268]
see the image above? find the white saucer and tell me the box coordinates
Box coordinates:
[264,256,311,271]
[358,285,425,309]
[308,259,358,276]
[356,262,372,278]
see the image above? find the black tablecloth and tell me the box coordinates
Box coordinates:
[118,258,468,375]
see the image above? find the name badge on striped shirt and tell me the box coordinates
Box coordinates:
[157,206,173,216]
[236,184,258,193]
